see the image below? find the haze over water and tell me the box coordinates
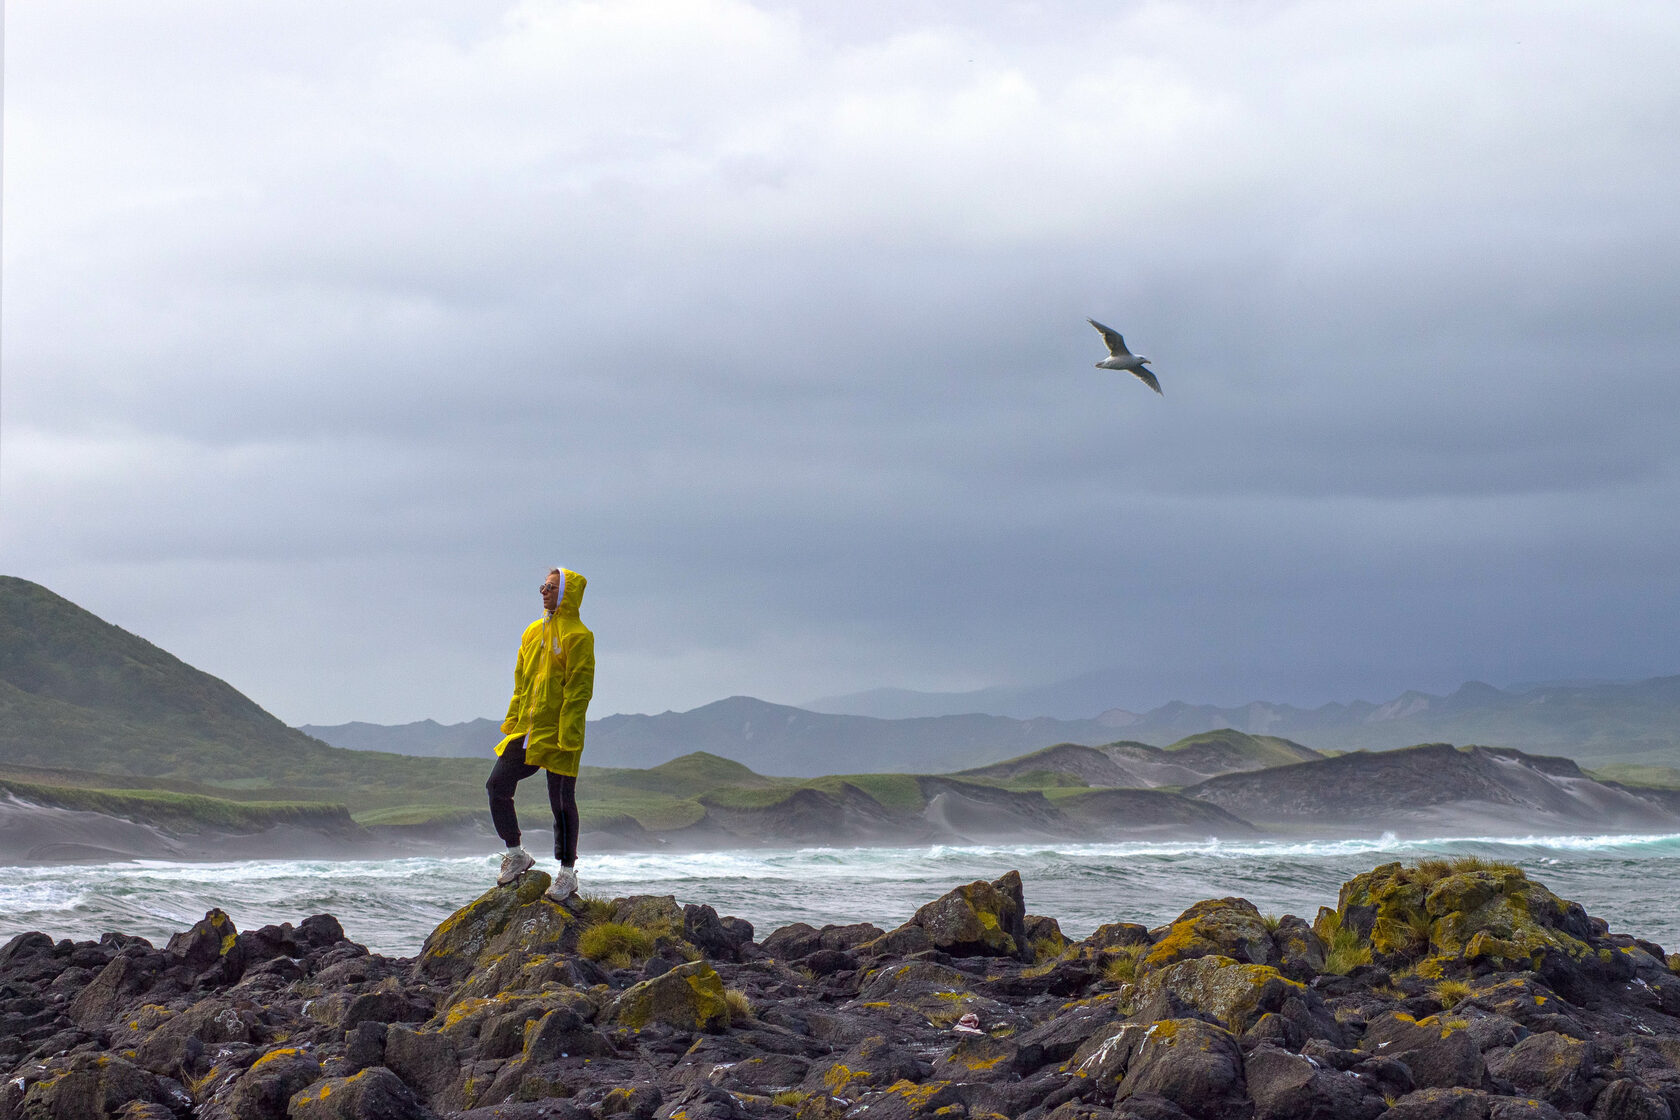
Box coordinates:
[6,834,1679,958]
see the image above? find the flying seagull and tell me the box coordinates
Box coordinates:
[1087,318,1161,395]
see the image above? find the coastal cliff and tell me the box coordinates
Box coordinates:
[6,861,1680,1120]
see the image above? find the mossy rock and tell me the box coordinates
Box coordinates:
[1325,862,1595,973]
[417,872,557,984]
[1140,897,1276,971]
[1426,871,1591,965]
[856,925,935,959]
[930,1034,1034,1082]
[1332,863,1435,960]
[1133,954,1308,1034]
[418,872,590,1006]
[431,988,595,1048]
[851,960,1016,1028]
[603,960,732,1033]
[858,960,973,1002]
[1024,914,1071,961]
[896,871,1031,962]
[1357,1010,1486,1091]
[605,894,705,960]
[446,949,580,1007]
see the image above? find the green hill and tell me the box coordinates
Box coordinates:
[1161,728,1321,768]
[0,574,318,776]
[0,576,485,808]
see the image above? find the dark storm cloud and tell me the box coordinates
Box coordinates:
[3,1,1678,723]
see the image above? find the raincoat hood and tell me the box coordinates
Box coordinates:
[552,568,586,619]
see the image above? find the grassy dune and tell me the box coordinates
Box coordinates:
[0,777,350,834]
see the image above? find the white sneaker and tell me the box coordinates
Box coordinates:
[545,867,579,903]
[497,847,535,885]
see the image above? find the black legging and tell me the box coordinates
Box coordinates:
[486,737,578,867]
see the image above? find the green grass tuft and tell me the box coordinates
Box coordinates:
[576,922,655,968]
[1433,978,1473,1008]
[572,893,618,927]
[724,988,754,1023]
[1412,856,1524,887]
[1102,943,1149,985]
[1317,909,1372,975]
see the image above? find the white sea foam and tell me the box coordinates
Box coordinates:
[5,835,1679,956]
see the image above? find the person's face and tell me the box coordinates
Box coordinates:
[540,571,562,612]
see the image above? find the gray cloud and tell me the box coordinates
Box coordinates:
[4,1,1678,725]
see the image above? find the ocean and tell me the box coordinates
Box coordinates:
[5,833,1678,958]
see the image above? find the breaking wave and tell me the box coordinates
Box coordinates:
[5,832,1679,957]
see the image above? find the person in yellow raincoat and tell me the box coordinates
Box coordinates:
[487,566,595,901]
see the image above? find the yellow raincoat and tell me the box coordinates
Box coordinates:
[495,568,594,776]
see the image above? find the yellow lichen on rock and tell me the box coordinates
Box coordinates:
[603,960,731,1033]
[1141,898,1274,971]
[1134,955,1307,1033]
[883,1078,949,1110]
[1323,861,1594,975]
[250,1046,305,1070]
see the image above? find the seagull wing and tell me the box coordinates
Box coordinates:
[1087,318,1132,358]
[1133,368,1163,395]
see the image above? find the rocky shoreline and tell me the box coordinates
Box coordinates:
[5,860,1680,1120]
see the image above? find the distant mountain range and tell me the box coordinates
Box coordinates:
[301,700,1138,776]
[8,573,1680,858]
[304,676,1680,773]
[807,675,1680,769]
[1083,677,1680,767]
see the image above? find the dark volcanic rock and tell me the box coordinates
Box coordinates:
[216,1050,326,1120]
[684,904,754,962]
[886,870,1032,961]
[756,922,885,963]
[1359,1011,1487,1092]
[168,907,246,984]
[289,1065,433,1119]
[1244,1043,1385,1120]
[1271,915,1326,980]
[1485,1030,1604,1111]
[9,861,1680,1120]
[1114,1018,1250,1120]
[1376,1087,1495,1120]
[12,1052,172,1118]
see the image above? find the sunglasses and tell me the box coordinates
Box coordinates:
[539,582,560,594]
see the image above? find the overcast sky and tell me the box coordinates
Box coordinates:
[3,1,1678,725]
